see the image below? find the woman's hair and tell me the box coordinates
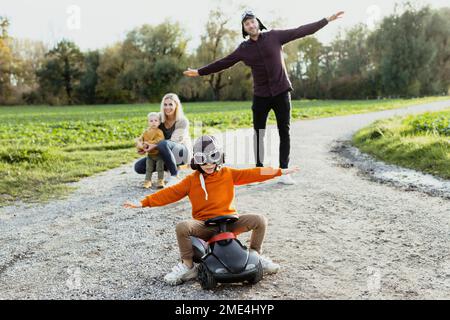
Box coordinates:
[160,93,185,123]
[147,112,161,122]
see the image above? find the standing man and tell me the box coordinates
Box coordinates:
[184,10,344,184]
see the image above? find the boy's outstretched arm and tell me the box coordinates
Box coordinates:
[231,166,300,186]
[281,167,300,175]
[123,177,191,209]
[123,201,142,208]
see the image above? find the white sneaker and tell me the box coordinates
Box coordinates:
[259,255,280,274]
[164,262,197,285]
[278,174,297,185]
[166,175,180,187]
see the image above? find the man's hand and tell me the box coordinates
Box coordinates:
[281,166,300,175]
[123,201,143,209]
[183,68,199,77]
[327,11,344,22]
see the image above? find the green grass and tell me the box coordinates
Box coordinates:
[1,96,448,206]
[352,108,450,179]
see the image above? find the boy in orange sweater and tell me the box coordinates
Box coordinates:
[135,112,166,189]
[124,135,299,285]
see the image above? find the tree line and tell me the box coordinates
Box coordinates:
[0,3,448,105]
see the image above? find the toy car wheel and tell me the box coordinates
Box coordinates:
[198,263,217,289]
[247,261,263,284]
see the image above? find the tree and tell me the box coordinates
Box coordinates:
[368,3,437,97]
[332,25,370,77]
[120,20,187,102]
[0,16,9,38]
[195,9,240,101]
[284,37,323,99]
[423,7,450,95]
[37,40,84,104]
[327,25,374,99]
[318,45,339,98]
[96,43,131,103]
[76,50,100,104]
[10,39,47,104]
[0,16,14,104]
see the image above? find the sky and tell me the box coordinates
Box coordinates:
[2,0,448,52]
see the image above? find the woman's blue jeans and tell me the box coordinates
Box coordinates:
[134,140,188,176]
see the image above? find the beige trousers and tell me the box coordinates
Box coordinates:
[175,214,268,260]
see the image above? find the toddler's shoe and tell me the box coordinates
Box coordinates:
[143,180,152,189]
[157,179,165,189]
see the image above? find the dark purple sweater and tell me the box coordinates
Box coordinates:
[198,18,329,97]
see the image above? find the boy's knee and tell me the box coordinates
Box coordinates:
[257,214,268,227]
[175,221,191,236]
[245,214,268,228]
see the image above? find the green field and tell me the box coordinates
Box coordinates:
[1,96,448,206]
[353,108,450,179]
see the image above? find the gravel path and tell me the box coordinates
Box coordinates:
[1,99,449,300]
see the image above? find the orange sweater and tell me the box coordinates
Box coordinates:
[140,167,282,221]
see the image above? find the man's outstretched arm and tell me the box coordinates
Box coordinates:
[274,11,344,45]
[183,47,242,77]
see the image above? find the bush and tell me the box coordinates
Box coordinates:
[352,108,450,179]
[407,113,450,136]
[0,146,55,164]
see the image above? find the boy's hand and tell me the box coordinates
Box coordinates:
[282,166,300,175]
[123,201,143,209]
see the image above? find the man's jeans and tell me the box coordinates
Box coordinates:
[252,90,291,169]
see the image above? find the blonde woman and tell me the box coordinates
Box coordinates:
[135,93,192,186]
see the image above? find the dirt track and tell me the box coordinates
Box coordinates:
[1,99,449,299]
